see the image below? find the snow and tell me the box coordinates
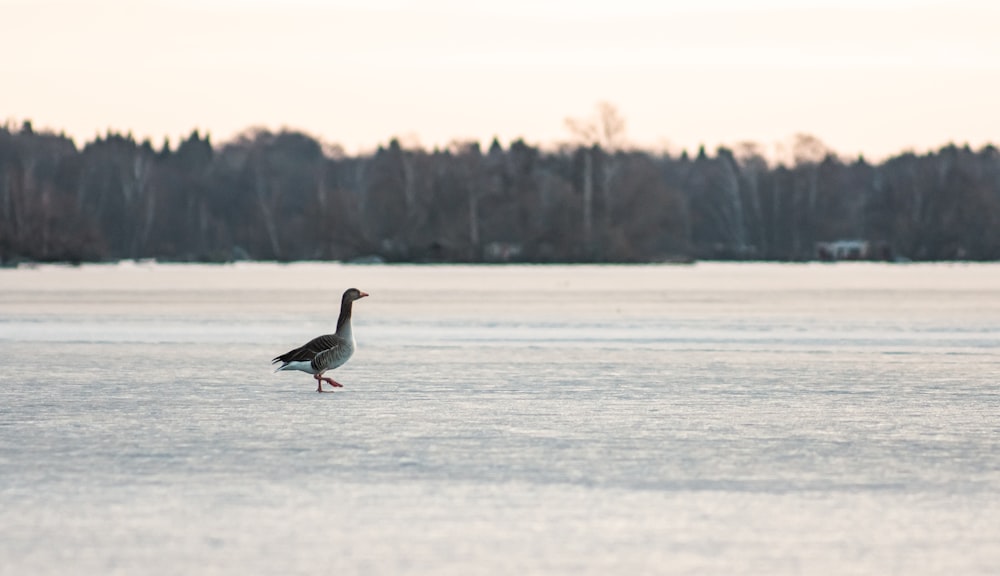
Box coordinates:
[1,262,999,575]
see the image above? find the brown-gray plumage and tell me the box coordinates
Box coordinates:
[272,287,368,392]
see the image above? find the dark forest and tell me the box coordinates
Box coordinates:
[2,116,999,265]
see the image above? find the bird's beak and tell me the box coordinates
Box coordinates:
[359,291,370,298]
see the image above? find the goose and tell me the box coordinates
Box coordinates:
[272,287,369,392]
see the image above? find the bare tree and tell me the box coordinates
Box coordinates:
[734,142,768,256]
[448,140,485,260]
[565,101,628,258]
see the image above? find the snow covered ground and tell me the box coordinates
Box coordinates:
[2,262,998,575]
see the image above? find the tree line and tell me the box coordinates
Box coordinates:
[2,115,999,264]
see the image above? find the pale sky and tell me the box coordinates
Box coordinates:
[3,0,998,160]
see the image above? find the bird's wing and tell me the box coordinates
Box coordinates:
[272,334,340,364]
[311,338,352,372]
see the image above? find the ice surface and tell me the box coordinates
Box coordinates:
[1,262,999,575]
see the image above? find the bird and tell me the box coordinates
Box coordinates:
[272,287,369,392]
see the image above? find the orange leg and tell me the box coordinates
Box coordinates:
[321,376,343,388]
[314,373,342,392]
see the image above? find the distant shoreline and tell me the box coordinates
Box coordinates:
[8,256,997,270]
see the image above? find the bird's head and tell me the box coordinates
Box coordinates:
[343,288,369,302]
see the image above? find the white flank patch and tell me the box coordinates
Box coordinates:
[275,360,315,374]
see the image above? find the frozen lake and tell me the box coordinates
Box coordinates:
[1,262,998,575]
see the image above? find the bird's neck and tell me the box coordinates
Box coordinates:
[336,299,353,335]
